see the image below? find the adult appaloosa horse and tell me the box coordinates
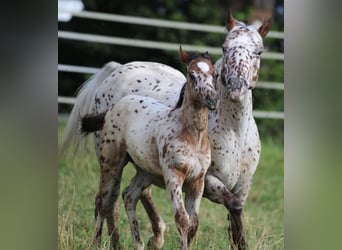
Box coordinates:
[60,9,271,250]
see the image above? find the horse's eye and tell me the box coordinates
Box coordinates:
[255,49,263,56]
[222,46,227,53]
[189,73,195,80]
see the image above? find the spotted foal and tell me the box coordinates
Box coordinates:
[82,48,218,250]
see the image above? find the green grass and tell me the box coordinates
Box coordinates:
[58,121,283,250]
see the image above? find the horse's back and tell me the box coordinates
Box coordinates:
[95,61,185,114]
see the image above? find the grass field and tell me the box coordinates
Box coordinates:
[58,121,283,250]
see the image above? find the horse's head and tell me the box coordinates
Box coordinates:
[220,9,271,102]
[179,46,219,110]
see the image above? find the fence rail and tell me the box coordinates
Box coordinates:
[58,31,283,60]
[58,95,283,120]
[58,11,284,120]
[59,10,284,39]
[58,64,284,90]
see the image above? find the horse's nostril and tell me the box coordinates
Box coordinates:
[227,78,243,90]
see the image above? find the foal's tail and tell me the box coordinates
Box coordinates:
[59,61,121,157]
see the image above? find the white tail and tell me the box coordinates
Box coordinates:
[59,61,121,157]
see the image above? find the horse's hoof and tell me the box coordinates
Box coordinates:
[230,198,242,209]
[111,232,120,250]
[147,236,164,250]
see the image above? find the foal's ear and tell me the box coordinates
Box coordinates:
[179,46,190,64]
[258,18,272,38]
[226,8,236,31]
[203,51,213,63]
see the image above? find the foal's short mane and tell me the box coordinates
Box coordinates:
[183,51,214,64]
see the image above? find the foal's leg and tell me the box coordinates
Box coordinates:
[140,187,166,250]
[184,175,205,246]
[93,161,125,249]
[93,139,128,250]
[164,169,190,250]
[203,174,246,250]
[122,171,151,250]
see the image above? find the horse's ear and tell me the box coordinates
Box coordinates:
[226,8,236,31]
[179,46,190,64]
[258,18,272,38]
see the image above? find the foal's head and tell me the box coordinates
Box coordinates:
[220,9,271,102]
[179,47,218,111]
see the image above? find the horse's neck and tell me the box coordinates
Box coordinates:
[214,58,253,139]
[218,89,253,140]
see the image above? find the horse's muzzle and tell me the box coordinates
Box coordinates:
[226,77,248,101]
[227,77,243,91]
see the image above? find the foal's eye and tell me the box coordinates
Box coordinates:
[222,46,227,53]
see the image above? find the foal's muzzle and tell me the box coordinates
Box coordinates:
[205,94,219,110]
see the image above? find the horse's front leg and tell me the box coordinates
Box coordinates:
[140,187,166,250]
[203,174,246,250]
[228,172,257,250]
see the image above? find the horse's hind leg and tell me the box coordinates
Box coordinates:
[140,187,166,250]
[122,171,151,250]
[93,132,106,248]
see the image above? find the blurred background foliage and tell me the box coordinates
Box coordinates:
[58,0,284,142]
